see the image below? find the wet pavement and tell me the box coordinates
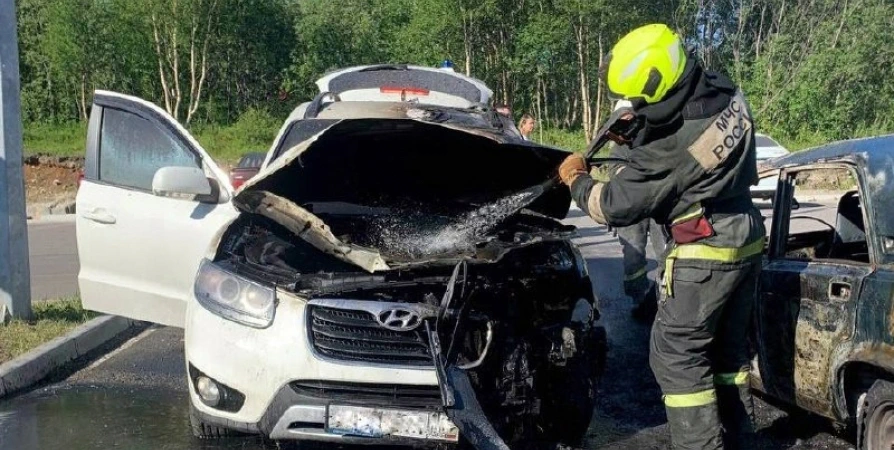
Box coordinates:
[0,213,854,449]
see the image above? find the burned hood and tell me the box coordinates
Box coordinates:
[234,119,573,272]
[242,118,571,216]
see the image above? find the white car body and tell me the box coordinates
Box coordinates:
[76,66,596,446]
[751,133,790,200]
[76,91,445,443]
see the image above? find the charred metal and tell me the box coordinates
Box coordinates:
[752,139,894,447]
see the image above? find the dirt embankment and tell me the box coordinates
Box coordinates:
[23,154,83,206]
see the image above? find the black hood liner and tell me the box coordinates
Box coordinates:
[244,119,571,219]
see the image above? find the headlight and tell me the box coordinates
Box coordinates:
[194,260,276,328]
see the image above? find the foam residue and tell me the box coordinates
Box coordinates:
[369,190,539,260]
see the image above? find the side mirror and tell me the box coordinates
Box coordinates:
[152,166,216,202]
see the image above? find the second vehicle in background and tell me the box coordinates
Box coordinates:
[751,133,790,202]
[229,152,265,189]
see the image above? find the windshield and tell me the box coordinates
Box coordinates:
[237,153,266,168]
[272,119,339,161]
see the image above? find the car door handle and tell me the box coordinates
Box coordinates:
[81,210,117,224]
[829,281,852,301]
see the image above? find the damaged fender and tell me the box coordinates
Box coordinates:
[429,261,603,450]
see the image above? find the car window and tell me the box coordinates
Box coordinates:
[237,153,265,168]
[756,135,780,147]
[753,173,778,244]
[779,167,867,263]
[99,107,200,190]
[272,119,339,160]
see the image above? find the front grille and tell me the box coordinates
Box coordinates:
[292,380,442,407]
[308,305,433,366]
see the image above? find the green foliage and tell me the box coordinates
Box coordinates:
[13,0,894,150]
[190,108,281,162]
[537,128,588,152]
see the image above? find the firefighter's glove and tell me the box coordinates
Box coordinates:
[559,153,589,187]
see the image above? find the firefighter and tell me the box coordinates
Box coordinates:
[558,24,765,449]
[613,190,668,321]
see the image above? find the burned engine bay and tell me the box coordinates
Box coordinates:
[216,118,606,448]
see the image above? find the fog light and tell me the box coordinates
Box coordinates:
[188,365,245,412]
[196,376,221,406]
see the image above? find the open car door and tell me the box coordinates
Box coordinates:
[76,91,240,327]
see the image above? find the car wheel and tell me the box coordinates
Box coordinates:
[858,379,894,450]
[539,326,605,446]
[190,404,240,439]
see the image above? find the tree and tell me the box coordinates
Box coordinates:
[14,0,894,148]
[140,0,223,124]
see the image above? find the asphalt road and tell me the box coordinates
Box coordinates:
[26,216,79,301]
[0,209,853,449]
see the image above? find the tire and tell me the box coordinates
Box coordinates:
[857,379,894,450]
[540,361,597,445]
[190,404,240,439]
[539,326,605,446]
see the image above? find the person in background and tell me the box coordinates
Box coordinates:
[518,114,536,141]
[608,100,669,321]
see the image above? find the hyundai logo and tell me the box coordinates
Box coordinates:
[376,308,422,331]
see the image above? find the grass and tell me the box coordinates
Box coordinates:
[191,110,281,163]
[0,297,97,364]
[23,122,88,157]
[27,115,874,166]
[23,119,581,164]
[536,127,589,151]
[24,108,281,165]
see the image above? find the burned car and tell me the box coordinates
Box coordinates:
[76,65,604,449]
[750,134,894,449]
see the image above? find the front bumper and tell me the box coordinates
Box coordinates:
[184,289,441,442]
[263,382,450,443]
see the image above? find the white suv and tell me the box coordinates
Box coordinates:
[77,66,603,448]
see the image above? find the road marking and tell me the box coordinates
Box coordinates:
[84,325,158,371]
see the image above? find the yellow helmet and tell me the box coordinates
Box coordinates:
[603,24,687,104]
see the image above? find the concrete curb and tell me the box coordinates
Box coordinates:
[26,213,76,224]
[26,196,77,220]
[0,315,135,398]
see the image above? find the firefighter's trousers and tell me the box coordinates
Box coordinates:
[650,241,762,450]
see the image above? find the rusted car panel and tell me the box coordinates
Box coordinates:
[755,259,868,418]
[753,134,894,427]
[833,269,894,417]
